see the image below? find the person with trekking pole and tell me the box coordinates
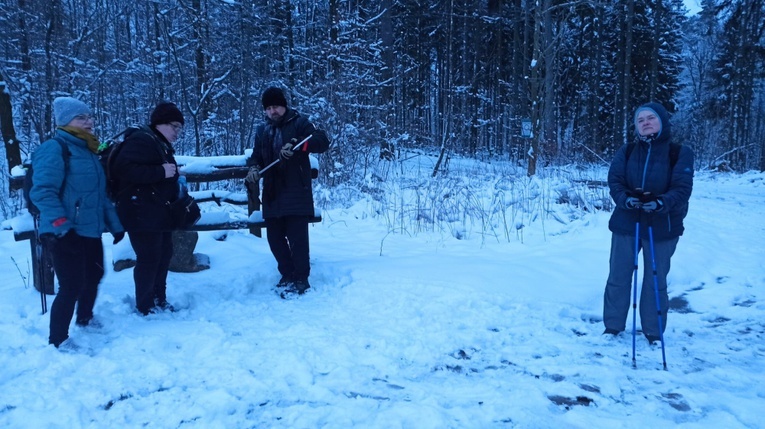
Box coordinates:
[29,97,124,350]
[245,86,330,298]
[602,102,694,358]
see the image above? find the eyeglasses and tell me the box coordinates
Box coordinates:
[73,114,94,121]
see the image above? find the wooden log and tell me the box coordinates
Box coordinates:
[13,216,322,241]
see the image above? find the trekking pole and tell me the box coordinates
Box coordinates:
[32,216,48,314]
[647,217,668,370]
[631,221,640,368]
[258,134,313,175]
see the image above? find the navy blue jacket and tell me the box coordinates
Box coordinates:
[112,126,179,231]
[30,129,123,237]
[249,108,330,219]
[608,103,694,240]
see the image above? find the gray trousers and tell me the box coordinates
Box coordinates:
[603,232,679,337]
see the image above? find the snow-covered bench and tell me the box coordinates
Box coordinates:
[7,153,320,294]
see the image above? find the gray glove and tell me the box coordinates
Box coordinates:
[640,197,664,213]
[245,167,260,183]
[280,142,294,160]
[625,197,641,210]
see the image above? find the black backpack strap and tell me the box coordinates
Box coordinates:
[625,143,636,162]
[51,136,71,165]
[668,143,681,170]
[50,136,71,193]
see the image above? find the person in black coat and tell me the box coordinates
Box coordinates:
[602,102,694,344]
[113,102,184,315]
[246,87,330,298]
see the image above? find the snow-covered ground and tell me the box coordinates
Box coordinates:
[0,169,763,428]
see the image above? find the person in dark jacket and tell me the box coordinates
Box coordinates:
[245,87,330,298]
[602,102,694,344]
[112,102,184,315]
[30,96,124,349]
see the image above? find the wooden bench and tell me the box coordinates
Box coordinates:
[7,153,320,294]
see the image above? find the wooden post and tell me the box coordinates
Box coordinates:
[30,233,56,295]
[245,179,262,237]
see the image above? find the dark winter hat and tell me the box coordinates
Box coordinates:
[261,87,288,109]
[150,102,185,126]
[53,97,91,126]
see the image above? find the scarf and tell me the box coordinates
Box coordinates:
[59,126,101,154]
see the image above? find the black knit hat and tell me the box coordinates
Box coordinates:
[150,102,185,126]
[261,87,287,109]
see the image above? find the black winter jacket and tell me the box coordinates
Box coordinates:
[112,126,179,231]
[248,108,330,219]
[608,102,694,241]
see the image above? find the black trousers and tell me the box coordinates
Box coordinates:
[128,231,173,313]
[265,216,310,280]
[49,232,104,346]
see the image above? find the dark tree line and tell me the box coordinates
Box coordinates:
[1,0,763,183]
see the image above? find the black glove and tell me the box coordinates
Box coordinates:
[640,197,664,213]
[112,231,125,245]
[625,197,641,210]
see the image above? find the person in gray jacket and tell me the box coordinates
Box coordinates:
[30,96,124,350]
[602,102,694,344]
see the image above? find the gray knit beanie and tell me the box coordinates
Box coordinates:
[53,97,91,126]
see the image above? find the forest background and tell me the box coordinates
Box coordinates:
[0,0,763,221]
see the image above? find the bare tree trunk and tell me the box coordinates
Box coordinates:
[527,0,551,176]
[542,1,556,161]
[43,0,61,138]
[379,0,396,160]
[648,0,661,101]
[620,0,635,146]
[194,0,208,156]
[433,0,455,177]
[238,2,256,155]
[0,74,23,175]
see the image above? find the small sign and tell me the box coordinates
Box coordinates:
[521,119,532,138]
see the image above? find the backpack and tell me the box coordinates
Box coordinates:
[98,125,146,200]
[23,137,70,216]
[625,143,681,170]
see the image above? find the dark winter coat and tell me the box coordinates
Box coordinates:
[608,102,694,241]
[248,108,330,219]
[112,126,179,231]
[30,129,123,237]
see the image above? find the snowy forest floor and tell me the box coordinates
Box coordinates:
[0,168,763,428]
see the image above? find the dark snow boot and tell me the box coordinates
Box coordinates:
[155,298,176,312]
[76,317,103,329]
[645,334,661,345]
[276,275,294,288]
[280,279,311,299]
